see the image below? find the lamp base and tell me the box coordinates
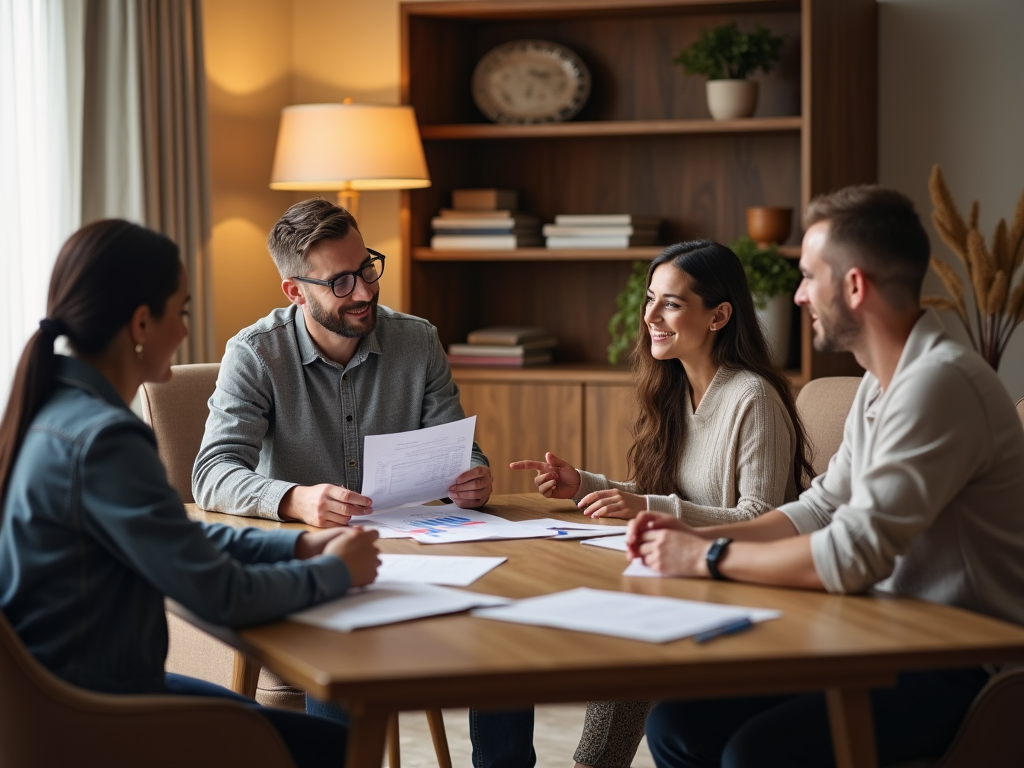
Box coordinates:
[336,188,361,222]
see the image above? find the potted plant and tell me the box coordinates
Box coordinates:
[672,22,784,120]
[607,261,649,364]
[732,236,801,368]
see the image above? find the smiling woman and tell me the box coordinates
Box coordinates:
[509,238,813,768]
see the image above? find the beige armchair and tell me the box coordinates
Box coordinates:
[794,376,862,477]
[0,611,296,768]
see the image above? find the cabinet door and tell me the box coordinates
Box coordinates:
[584,384,636,482]
[458,382,583,495]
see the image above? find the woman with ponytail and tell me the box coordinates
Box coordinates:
[0,220,380,768]
[511,240,813,768]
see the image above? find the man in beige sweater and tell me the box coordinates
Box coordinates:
[634,186,1024,768]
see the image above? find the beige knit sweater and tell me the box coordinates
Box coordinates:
[574,366,798,525]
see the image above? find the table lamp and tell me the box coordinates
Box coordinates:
[269,100,430,221]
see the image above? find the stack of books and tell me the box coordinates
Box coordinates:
[544,214,661,249]
[447,326,557,367]
[430,189,542,250]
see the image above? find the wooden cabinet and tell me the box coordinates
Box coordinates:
[403,0,875,480]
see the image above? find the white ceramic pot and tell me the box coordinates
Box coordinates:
[755,292,793,369]
[705,79,759,120]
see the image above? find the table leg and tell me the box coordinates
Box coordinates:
[826,686,878,768]
[231,652,261,699]
[426,709,453,768]
[345,705,390,768]
[388,712,401,768]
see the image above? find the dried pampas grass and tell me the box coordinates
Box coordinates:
[927,165,1024,369]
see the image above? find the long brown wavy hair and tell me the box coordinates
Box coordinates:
[626,240,812,496]
[0,220,181,519]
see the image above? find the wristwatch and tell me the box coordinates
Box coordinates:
[705,537,733,581]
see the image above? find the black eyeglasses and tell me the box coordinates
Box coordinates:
[290,250,386,298]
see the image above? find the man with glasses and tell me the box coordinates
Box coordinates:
[193,198,532,768]
[193,197,493,525]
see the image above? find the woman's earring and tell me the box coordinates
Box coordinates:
[135,344,144,358]
[710,325,717,331]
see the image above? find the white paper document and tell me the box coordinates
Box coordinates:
[290,582,509,632]
[377,553,506,586]
[349,519,413,538]
[364,505,556,544]
[472,587,780,643]
[514,518,628,539]
[361,416,476,511]
[581,534,629,551]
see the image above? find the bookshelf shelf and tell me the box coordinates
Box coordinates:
[413,246,664,262]
[419,117,803,141]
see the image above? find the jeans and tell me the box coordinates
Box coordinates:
[308,697,536,768]
[645,667,988,768]
[165,673,347,768]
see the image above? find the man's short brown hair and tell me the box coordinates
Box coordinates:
[805,185,930,308]
[267,198,360,278]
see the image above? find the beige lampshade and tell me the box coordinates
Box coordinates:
[269,103,430,191]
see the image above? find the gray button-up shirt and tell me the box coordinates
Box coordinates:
[193,304,486,520]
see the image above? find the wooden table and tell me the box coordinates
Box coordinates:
[182,495,1024,768]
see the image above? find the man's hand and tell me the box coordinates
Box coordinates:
[577,489,647,519]
[294,527,355,559]
[627,511,710,576]
[449,466,493,508]
[279,484,373,527]
[509,452,581,499]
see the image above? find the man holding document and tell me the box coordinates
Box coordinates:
[193,199,532,768]
[630,186,1024,768]
[192,198,492,524]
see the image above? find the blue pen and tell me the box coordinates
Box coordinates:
[693,617,754,644]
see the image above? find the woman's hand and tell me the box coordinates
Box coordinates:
[627,512,710,577]
[322,527,381,587]
[509,452,581,499]
[577,489,647,519]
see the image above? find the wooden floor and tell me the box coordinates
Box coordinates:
[394,705,655,768]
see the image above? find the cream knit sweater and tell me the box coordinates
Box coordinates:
[574,366,798,526]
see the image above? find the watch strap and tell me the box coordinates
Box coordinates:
[706,537,733,581]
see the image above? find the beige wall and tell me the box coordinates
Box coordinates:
[203,0,411,357]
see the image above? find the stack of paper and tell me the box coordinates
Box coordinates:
[472,587,780,643]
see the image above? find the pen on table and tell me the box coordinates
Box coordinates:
[692,617,754,644]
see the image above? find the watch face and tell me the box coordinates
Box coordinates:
[472,40,591,124]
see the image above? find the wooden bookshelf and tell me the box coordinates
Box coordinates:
[400,0,873,489]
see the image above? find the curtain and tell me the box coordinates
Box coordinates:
[0,0,84,403]
[82,0,213,364]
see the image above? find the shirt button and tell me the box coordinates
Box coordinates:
[342,374,348,381]
[346,415,353,422]
[348,460,357,467]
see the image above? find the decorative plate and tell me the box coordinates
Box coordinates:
[471,40,591,124]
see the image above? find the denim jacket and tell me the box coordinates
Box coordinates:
[0,356,351,694]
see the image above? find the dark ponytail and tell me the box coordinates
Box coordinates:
[0,220,181,515]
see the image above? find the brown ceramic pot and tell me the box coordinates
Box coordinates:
[746,207,793,246]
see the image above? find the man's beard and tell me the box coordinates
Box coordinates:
[307,291,379,338]
[811,295,859,353]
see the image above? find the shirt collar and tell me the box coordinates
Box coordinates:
[53,355,131,411]
[293,304,383,369]
[865,309,946,418]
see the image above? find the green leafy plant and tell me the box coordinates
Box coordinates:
[672,22,784,80]
[607,260,649,365]
[731,236,800,309]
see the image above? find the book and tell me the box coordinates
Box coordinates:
[451,189,519,211]
[448,341,557,357]
[553,214,661,227]
[430,228,538,236]
[542,224,658,237]
[466,326,554,346]
[438,209,515,218]
[430,234,542,250]
[447,352,553,367]
[546,234,659,249]
[432,215,539,230]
